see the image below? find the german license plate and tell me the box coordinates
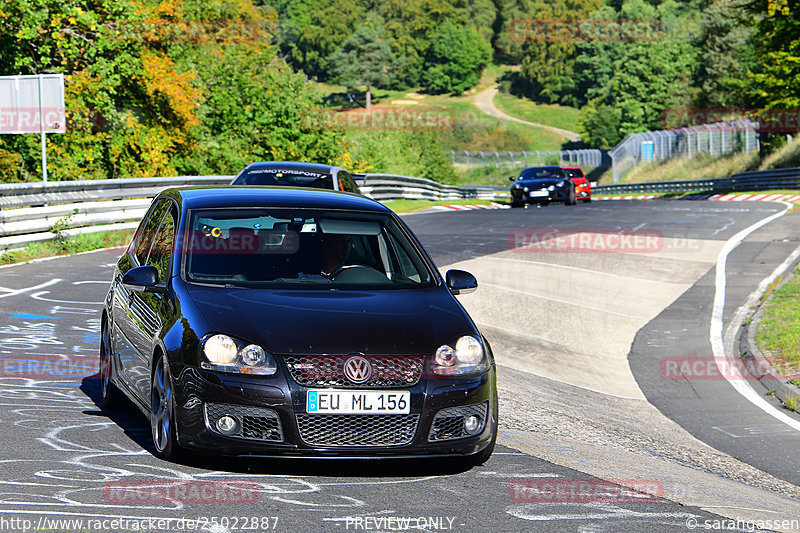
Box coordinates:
[529,190,549,197]
[306,390,410,414]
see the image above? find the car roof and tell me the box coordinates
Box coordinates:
[162,186,390,213]
[522,166,563,171]
[562,166,582,170]
[240,161,342,174]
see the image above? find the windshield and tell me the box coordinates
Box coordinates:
[233,168,334,189]
[519,167,564,180]
[183,208,435,289]
[563,168,583,178]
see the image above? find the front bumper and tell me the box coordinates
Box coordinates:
[511,187,570,203]
[171,362,498,458]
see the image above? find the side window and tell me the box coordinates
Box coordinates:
[337,171,360,194]
[146,206,177,282]
[134,199,170,265]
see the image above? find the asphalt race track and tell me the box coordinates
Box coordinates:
[0,199,799,532]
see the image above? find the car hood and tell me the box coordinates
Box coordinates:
[186,284,475,355]
[512,177,564,188]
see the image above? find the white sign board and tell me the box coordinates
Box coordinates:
[0,74,66,134]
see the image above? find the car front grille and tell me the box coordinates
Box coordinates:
[204,402,284,442]
[283,355,424,388]
[428,402,488,442]
[296,414,419,447]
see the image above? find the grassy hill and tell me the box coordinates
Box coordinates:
[493,92,582,133]
[312,67,582,184]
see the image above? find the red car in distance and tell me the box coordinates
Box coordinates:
[562,166,591,203]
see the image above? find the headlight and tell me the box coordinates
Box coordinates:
[557,180,565,187]
[241,344,266,366]
[202,335,277,375]
[433,335,486,376]
[548,185,555,191]
[203,335,238,364]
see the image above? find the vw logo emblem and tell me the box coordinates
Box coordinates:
[344,356,372,383]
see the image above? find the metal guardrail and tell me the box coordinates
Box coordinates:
[0,176,232,251]
[358,173,495,201]
[730,167,800,191]
[593,178,732,195]
[448,149,604,172]
[0,173,495,252]
[593,167,800,195]
[0,176,232,209]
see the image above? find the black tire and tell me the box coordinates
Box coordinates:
[99,320,123,409]
[566,186,577,205]
[151,353,180,460]
[511,201,523,208]
[581,198,592,203]
[467,434,496,467]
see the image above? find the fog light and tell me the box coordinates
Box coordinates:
[216,415,238,435]
[464,415,481,434]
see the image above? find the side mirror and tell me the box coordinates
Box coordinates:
[446,269,477,295]
[509,176,516,182]
[122,266,166,293]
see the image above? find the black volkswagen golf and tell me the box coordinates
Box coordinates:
[509,165,576,207]
[100,186,497,465]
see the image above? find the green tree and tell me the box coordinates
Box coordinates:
[280,0,364,78]
[695,0,756,108]
[327,25,400,109]
[378,0,455,87]
[422,21,491,94]
[746,0,800,109]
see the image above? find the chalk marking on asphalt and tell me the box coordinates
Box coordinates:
[316,477,438,487]
[711,201,800,432]
[507,502,699,522]
[0,279,61,299]
[481,283,647,320]
[478,472,562,478]
[270,495,364,507]
[30,291,102,305]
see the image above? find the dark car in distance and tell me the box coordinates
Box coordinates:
[100,186,498,465]
[509,166,576,207]
[231,161,360,194]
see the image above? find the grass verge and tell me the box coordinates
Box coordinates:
[755,266,800,386]
[381,199,496,214]
[0,229,134,267]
